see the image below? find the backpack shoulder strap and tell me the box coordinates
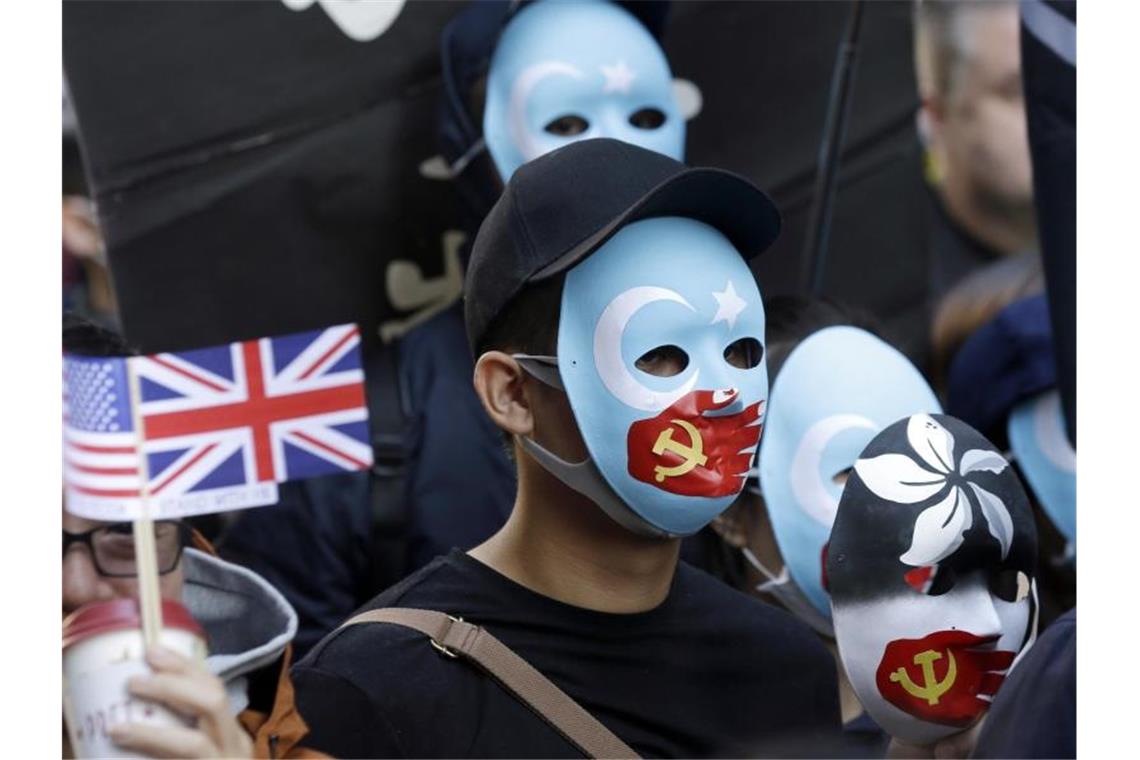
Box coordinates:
[339,608,639,759]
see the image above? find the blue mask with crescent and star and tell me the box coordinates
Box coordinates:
[529,216,767,537]
[758,326,942,620]
[484,0,685,181]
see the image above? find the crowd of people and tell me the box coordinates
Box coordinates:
[61,1,1076,758]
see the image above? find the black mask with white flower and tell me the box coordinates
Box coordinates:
[827,414,1038,745]
[829,414,1036,601]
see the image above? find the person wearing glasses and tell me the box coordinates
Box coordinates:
[62,314,315,759]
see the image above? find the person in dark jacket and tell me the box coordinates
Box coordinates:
[971,608,1075,759]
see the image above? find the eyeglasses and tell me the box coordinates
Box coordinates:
[62,520,189,577]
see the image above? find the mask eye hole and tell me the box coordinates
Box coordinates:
[629,107,666,130]
[723,337,763,369]
[543,114,590,137]
[989,569,1031,603]
[904,564,955,595]
[635,345,689,377]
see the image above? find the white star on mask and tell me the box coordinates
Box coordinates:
[711,280,748,329]
[600,60,637,94]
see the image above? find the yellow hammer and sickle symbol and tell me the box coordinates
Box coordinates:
[651,419,708,482]
[890,649,957,705]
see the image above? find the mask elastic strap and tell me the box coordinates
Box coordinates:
[741,546,783,587]
[516,435,671,539]
[740,547,835,638]
[512,354,563,391]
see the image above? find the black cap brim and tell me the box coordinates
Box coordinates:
[530,167,781,281]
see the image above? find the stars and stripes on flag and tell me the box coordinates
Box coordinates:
[63,323,372,520]
[63,355,144,507]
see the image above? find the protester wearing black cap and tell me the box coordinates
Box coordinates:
[398,0,703,575]
[292,139,841,757]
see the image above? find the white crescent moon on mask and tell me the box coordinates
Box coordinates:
[593,286,699,412]
[788,414,877,526]
[509,61,585,162]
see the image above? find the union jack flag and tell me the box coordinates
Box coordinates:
[64,324,372,520]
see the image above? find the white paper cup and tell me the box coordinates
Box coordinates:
[63,598,208,759]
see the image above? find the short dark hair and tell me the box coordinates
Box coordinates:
[473,275,564,461]
[475,274,564,357]
[63,312,134,357]
[913,0,1014,101]
[764,295,883,379]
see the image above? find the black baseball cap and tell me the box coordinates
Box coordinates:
[464,138,782,354]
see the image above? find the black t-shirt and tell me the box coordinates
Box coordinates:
[292,549,842,758]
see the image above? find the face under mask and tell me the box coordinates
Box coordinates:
[827,414,1039,745]
[758,327,942,622]
[483,0,685,180]
[520,216,767,537]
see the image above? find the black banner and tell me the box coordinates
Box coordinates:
[64,0,927,356]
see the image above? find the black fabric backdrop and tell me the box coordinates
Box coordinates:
[1020,1,1076,445]
[63,0,928,357]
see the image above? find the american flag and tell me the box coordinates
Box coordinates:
[63,354,143,505]
[64,324,372,519]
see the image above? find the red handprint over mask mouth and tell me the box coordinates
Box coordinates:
[626,389,763,497]
[876,630,1017,727]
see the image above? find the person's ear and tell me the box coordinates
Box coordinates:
[917,92,949,139]
[917,97,948,186]
[473,351,533,437]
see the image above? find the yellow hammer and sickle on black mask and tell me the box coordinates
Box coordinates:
[651,419,708,482]
[889,649,957,705]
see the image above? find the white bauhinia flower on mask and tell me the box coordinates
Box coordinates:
[853,415,1014,566]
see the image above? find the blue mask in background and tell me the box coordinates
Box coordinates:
[1007,389,1076,545]
[549,216,767,536]
[758,326,941,619]
[484,0,685,180]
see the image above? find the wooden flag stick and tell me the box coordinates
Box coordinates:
[132,517,163,646]
[126,358,163,648]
